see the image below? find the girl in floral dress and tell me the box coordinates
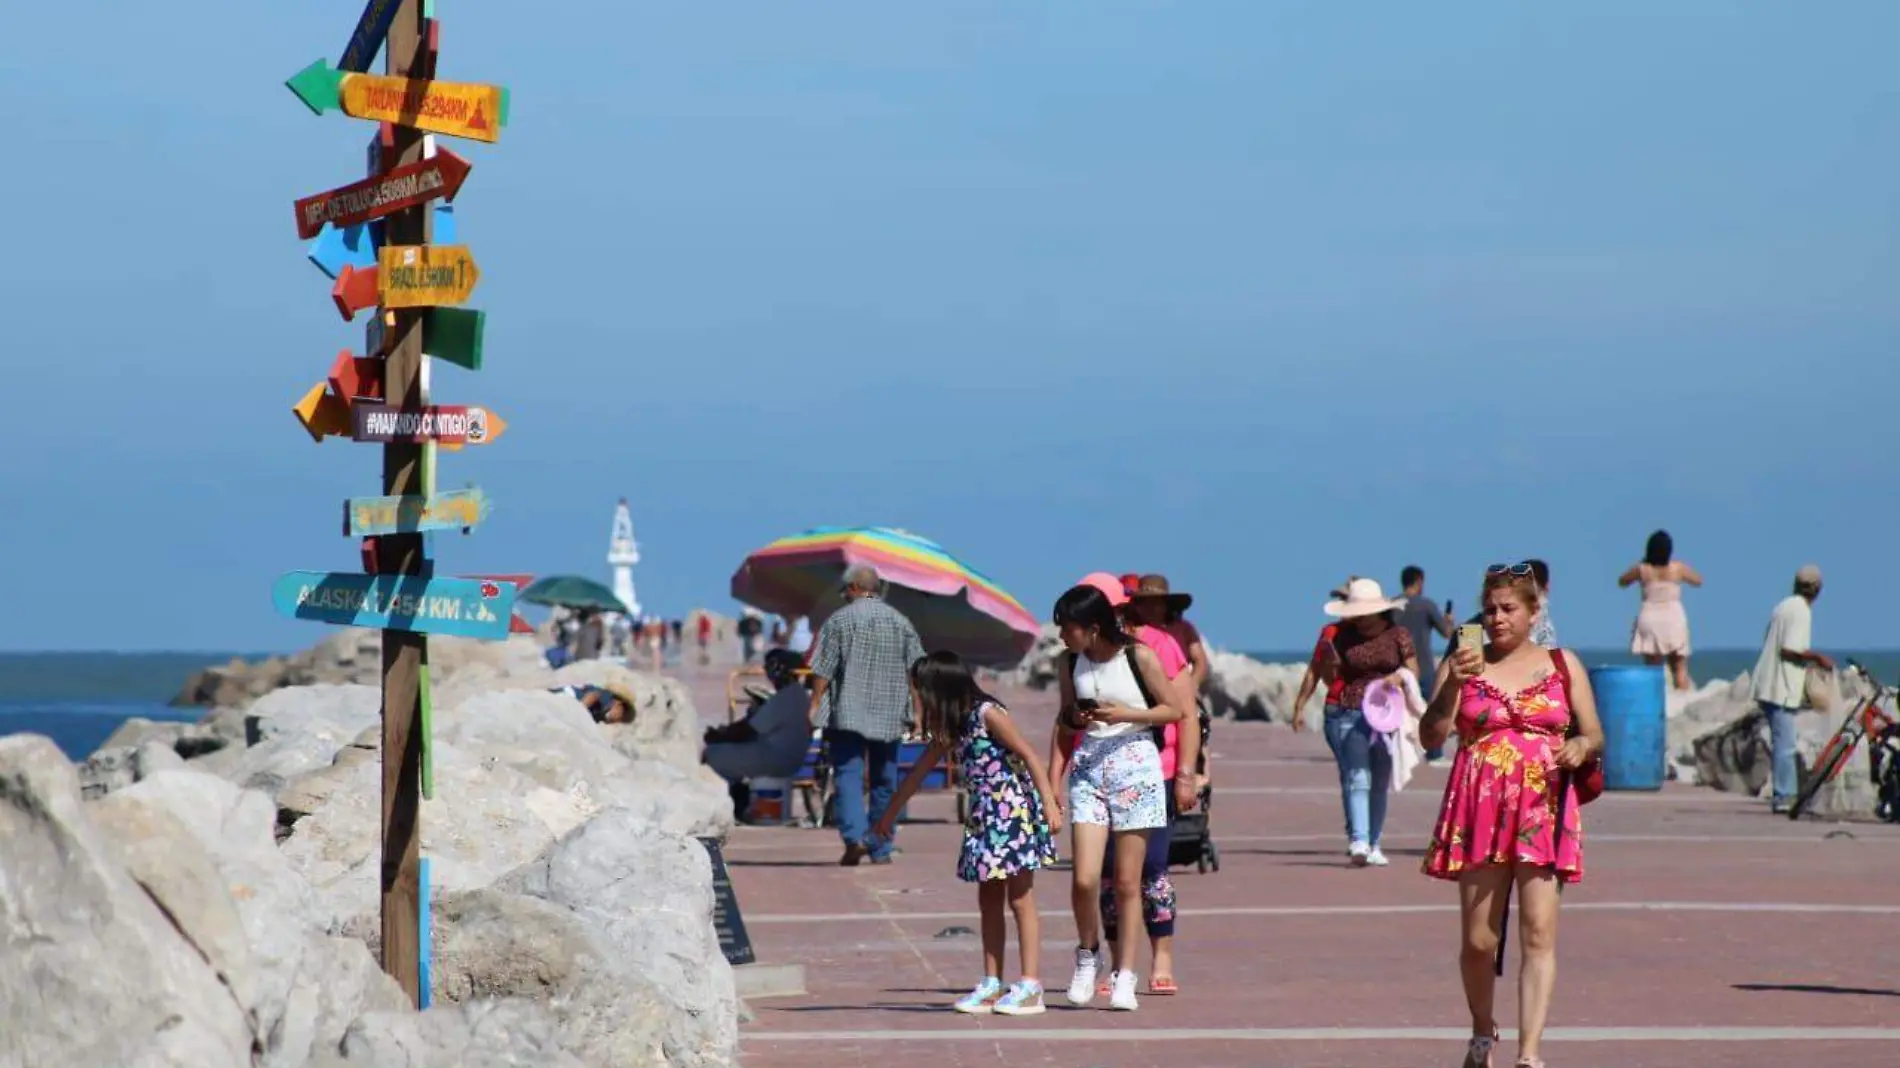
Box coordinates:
[874,651,1062,1016]
[1420,565,1604,1068]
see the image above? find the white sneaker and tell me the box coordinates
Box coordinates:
[1366,846,1389,867]
[1109,969,1139,1011]
[1066,946,1099,1005]
[1348,841,1370,867]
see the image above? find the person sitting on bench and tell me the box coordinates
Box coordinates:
[704,648,814,819]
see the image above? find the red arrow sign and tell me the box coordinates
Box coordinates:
[293,148,471,240]
[332,264,380,320]
[327,349,384,401]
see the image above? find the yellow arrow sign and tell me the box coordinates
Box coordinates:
[292,382,351,442]
[377,244,480,309]
[341,71,506,144]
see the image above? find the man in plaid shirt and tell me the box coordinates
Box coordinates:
[806,565,927,865]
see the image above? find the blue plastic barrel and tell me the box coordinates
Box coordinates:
[1588,664,1667,791]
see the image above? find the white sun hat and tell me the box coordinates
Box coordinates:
[1323,577,1404,619]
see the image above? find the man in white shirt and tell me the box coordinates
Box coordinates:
[1749,564,1834,812]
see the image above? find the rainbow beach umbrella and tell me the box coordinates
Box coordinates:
[730,526,1040,668]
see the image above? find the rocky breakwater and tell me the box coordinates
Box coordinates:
[1668,669,1880,819]
[1003,625,1316,725]
[12,639,742,1067]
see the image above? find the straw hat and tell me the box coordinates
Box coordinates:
[1323,577,1403,619]
[1128,573,1193,612]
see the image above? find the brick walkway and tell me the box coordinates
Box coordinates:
[691,667,1900,1068]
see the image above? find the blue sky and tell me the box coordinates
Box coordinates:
[0,2,1894,654]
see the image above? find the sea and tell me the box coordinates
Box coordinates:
[5,647,1900,763]
[0,652,260,761]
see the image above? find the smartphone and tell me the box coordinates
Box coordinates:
[1457,623,1484,654]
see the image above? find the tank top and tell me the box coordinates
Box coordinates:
[1070,647,1149,739]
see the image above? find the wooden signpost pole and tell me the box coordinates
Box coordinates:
[378,0,428,1008]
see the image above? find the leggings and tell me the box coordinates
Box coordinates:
[1101,781,1178,941]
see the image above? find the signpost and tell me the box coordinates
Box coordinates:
[294,149,470,239]
[368,307,483,371]
[329,350,384,402]
[345,488,490,537]
[308,205,455,279]
[286,60,509,143]
[332,245,480,320]
[278,0,511,1006]
[350,403,506,445]
[292,382,353,442]
[338,0,403,74]
[271,571,518,640]
[699,838,757,967]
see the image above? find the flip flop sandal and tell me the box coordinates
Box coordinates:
[1147,977,1179,995]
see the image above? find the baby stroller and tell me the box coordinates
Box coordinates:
[1167,700,1220,873]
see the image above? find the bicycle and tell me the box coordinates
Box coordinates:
[1787,660,1900,821]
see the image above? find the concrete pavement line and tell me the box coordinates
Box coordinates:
[741,1026,1900,1042]
[748,901,1900,924]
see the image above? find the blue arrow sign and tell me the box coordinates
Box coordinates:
[271,571,517,640]
[338,0,403,74]
[307,204,456,279]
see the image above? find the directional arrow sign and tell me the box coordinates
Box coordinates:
[332,245,479,320]
[292,382,352,442]
[271,571,517,641]
[345,487,490,537]
[436,406,507,450]
[365,306,483,371]
[294,149,470,239]
[328,350,384,402]
[351,403,505,446]
[338,0,403,74]
[286,60,509,144]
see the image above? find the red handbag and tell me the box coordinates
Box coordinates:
[1547,649,1604,804]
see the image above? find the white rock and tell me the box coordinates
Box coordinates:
[312,998,585,1068]
[0,735,256,1068]
[495,809,738,1065]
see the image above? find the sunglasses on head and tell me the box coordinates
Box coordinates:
[1486,562,1534,576]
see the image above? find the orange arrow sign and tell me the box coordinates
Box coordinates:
[435,405,508,450]
[292,382,352,442]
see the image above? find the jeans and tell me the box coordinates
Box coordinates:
[1322,705,1391,847]
[827,729,900,859]
[1761,701,1798,804]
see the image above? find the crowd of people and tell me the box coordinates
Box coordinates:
[664,546,1840,1067]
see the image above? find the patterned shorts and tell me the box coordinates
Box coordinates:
[1068,732,1167,830]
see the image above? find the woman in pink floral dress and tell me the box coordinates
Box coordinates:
[1420,565,1605,1068]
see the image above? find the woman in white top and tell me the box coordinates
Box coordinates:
[1049,581,1183,1012]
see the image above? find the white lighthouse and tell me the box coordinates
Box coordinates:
[607,498,642,620]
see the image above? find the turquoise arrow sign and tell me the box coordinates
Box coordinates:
[271,571,517,640]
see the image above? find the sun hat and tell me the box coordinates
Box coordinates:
[1129,573,1193,613]
[1360,678,1408,734]
[1323,577,1403,619]
[1076,571,1130,607]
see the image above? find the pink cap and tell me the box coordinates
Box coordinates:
[1076,571,1130,607]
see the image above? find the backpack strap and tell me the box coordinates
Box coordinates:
[1122,644,1160,708]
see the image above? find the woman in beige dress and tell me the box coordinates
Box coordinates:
[1618,529,1702,691]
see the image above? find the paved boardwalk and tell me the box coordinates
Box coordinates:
[696,669,1900,1068]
